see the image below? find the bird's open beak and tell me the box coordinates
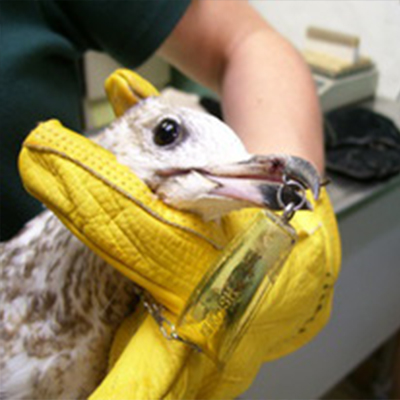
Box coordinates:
[159,154,321,212]
[204,154,321,210]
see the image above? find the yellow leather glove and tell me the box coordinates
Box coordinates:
[18,70,341,400]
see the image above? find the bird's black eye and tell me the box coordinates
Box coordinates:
[153,118,182,147]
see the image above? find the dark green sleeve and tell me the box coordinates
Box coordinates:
[0,0,191,240]
[50,0,191,68]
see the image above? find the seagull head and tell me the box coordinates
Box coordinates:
[97,96,320,221]
[96,70,321,220]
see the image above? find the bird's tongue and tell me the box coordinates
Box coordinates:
[205,173,297,211]
[206,175,266,206]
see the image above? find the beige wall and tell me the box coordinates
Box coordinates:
[250,0,400,101]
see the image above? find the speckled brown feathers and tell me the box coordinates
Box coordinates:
[0,211,138,399]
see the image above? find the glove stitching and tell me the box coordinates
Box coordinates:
[24,141,224,251]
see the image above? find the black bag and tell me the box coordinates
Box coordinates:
[324,107,400,181]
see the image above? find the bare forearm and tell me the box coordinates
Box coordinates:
[221,29,324,173]
[159,0,324,174]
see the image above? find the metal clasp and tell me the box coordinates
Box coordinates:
[139,289,202,352]
[277,175,307,223]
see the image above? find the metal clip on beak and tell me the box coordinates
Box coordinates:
[277,175,308,223]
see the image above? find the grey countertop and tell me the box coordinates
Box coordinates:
[328,172,400,217]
